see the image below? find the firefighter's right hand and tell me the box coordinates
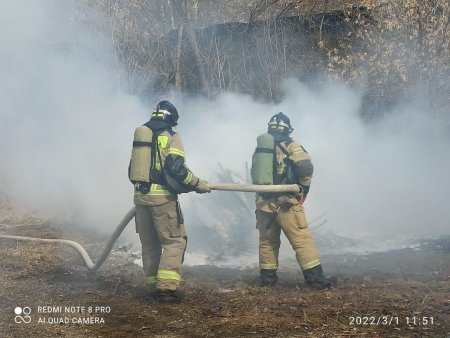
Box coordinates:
[277,195,295,208]
[195,179,211,194]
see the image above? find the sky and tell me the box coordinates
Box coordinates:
[0,0,449,263]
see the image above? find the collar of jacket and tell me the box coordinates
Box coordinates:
[144,120,173,133]
[269,131,292,143]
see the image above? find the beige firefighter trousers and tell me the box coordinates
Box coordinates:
[256,204,320,271]
[135,201,186,291]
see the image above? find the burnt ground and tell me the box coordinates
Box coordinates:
[0,223,449,338]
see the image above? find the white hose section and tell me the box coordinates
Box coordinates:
[0,183,299,271]
[0,207,136,271]
[208,183,301,194]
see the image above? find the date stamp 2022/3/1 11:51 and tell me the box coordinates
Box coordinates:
[348,315,435,327]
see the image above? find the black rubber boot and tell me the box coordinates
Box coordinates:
[260,269,278,287]
[302,265,337,290]
[155,289,184,304]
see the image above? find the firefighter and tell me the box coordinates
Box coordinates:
[129,100,210,303]
[251,112,336,289]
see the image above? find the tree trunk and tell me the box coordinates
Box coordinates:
[184,0,209,94]
[174,23,184,90]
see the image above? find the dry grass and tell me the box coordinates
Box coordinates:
[0,221,449,337]
[0,194,48,227]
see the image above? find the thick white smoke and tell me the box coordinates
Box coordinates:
[180,82,450,241]
[0,0,146,231]
[1,0,449,262]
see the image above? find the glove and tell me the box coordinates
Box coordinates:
[297,185,309,205]
[277,195,295,209]
[297,195,306,205]
[194,179,211,194]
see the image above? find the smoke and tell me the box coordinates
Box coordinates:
[0,0,146,229]
[179,81,450,258]
[1,0,449,263]
[279,82,450,239]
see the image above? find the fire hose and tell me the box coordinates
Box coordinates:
[0,183,300,271]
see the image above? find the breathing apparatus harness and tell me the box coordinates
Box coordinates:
[252,131,297,186]
[130,100,192,195]
[129,123,191,195]
[272,133,296,185]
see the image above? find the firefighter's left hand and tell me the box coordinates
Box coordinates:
[195,179,211,194]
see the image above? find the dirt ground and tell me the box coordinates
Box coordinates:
[0,222,449,338]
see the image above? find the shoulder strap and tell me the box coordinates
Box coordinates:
[277,140,292,157]
[150,131,162,174]
[273,141,289,184]
[274,140,294,185]
[147,130,169,186]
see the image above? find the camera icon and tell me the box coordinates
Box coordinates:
[14,307,32,324]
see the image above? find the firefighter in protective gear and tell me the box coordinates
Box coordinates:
[251,112,336,289]
[129,100,210,303]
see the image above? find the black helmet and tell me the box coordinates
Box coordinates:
[149,100,179,128]
[268,112,293,134]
